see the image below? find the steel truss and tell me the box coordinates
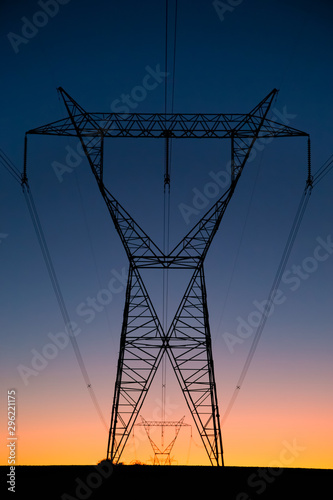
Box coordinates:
[137,416,191,465]
[26,88,308,466]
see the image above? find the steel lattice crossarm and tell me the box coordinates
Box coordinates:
[27,112,305,138]
[27,88,306,140]
[24,88,309,467]
[137,416,191,428]
[26,88,308,184]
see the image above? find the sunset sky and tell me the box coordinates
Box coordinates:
[1,0,333,468]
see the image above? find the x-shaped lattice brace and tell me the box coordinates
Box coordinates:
[26,88,308,466]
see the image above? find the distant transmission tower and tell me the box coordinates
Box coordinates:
[25,87,308,466]
[137,416,191,465]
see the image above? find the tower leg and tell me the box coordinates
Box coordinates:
[167,265,224,466]
[107,265,165,463]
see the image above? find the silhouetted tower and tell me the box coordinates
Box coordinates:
[26,88,308,466]
[137,416,191,465]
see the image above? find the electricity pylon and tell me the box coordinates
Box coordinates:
[25,88,308,466]
[137,416,191,465]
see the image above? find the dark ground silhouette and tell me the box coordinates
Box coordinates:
[1,464,332,499]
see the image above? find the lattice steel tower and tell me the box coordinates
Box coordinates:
[25,87,308,466]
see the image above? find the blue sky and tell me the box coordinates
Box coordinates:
[1,0,333,466]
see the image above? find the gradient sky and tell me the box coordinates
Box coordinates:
[1,0,333,468]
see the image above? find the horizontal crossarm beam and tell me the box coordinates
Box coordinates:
[26,88,307,141]
[27,114,307,139]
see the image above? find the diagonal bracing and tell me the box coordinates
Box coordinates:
[26,88,308,466]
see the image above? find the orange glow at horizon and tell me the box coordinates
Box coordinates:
[1,337,332,469]
[2,403,332,469]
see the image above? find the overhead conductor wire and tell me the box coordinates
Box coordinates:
[162,0,170,446]
[222,136,316,425]
[1,140,108,431]
[161,0,177,446]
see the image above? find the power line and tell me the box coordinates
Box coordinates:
[24,181,109,430]
[164,0,169,116]
[161,0,178,443]
[312,153,333,187]
[222,138,315,425]
[171,0,178,114]
[1,146,108,431]
[0,149,22,184]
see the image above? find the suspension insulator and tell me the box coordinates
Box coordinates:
[307,136,313,187]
